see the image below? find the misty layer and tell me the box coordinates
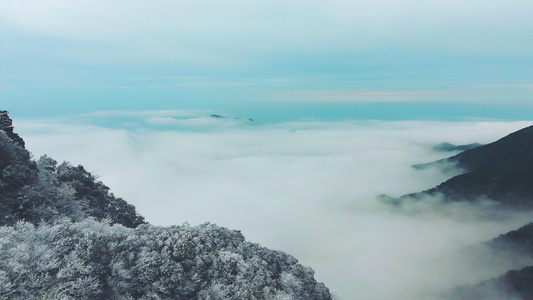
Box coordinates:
[388,124,533,299]
[16,113,533,299]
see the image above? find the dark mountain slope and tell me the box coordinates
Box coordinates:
[0,127,38,223]
[398,125,533,207]
[451,266,533,300]
[0,111,144,227]
[489,222,533,256]
[445,125,533,174]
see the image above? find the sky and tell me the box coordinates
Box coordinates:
[1,0,532,121]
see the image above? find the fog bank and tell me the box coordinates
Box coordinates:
[18,115,533,299]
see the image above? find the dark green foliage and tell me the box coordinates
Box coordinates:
[495,266,533,300]
[0,149,144,227]
[0,114,144,227]
[0,219,332,300]
[0,132,38,224]
[54,161,144,227]
[450,266,533,300]
[489,222,533,256]
[398,167,533,207]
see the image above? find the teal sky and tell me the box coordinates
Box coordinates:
[1,0,532,122]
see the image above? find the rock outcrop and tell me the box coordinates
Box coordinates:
[0,110,25,148]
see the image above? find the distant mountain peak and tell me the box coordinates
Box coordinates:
[210,113,255,122]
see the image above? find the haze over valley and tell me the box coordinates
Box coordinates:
[12,113,533,299]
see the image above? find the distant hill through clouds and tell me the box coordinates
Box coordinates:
[432,142,483,152]
[386,123,533,298]
[395,124,533,208]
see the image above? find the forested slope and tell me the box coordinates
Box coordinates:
[0,111,144,227]
[398,125,533,207]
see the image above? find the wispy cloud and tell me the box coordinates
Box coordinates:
[274,90,462,103]
[1,1,532,113]
[81,110,206,118]
[476,83,533,89]
[1,0,531,57]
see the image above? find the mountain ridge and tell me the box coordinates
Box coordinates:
[394,124,533,208]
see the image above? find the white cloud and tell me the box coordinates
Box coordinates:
[16,116,533,299]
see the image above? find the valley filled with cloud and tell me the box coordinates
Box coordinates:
[16,113,533,299]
